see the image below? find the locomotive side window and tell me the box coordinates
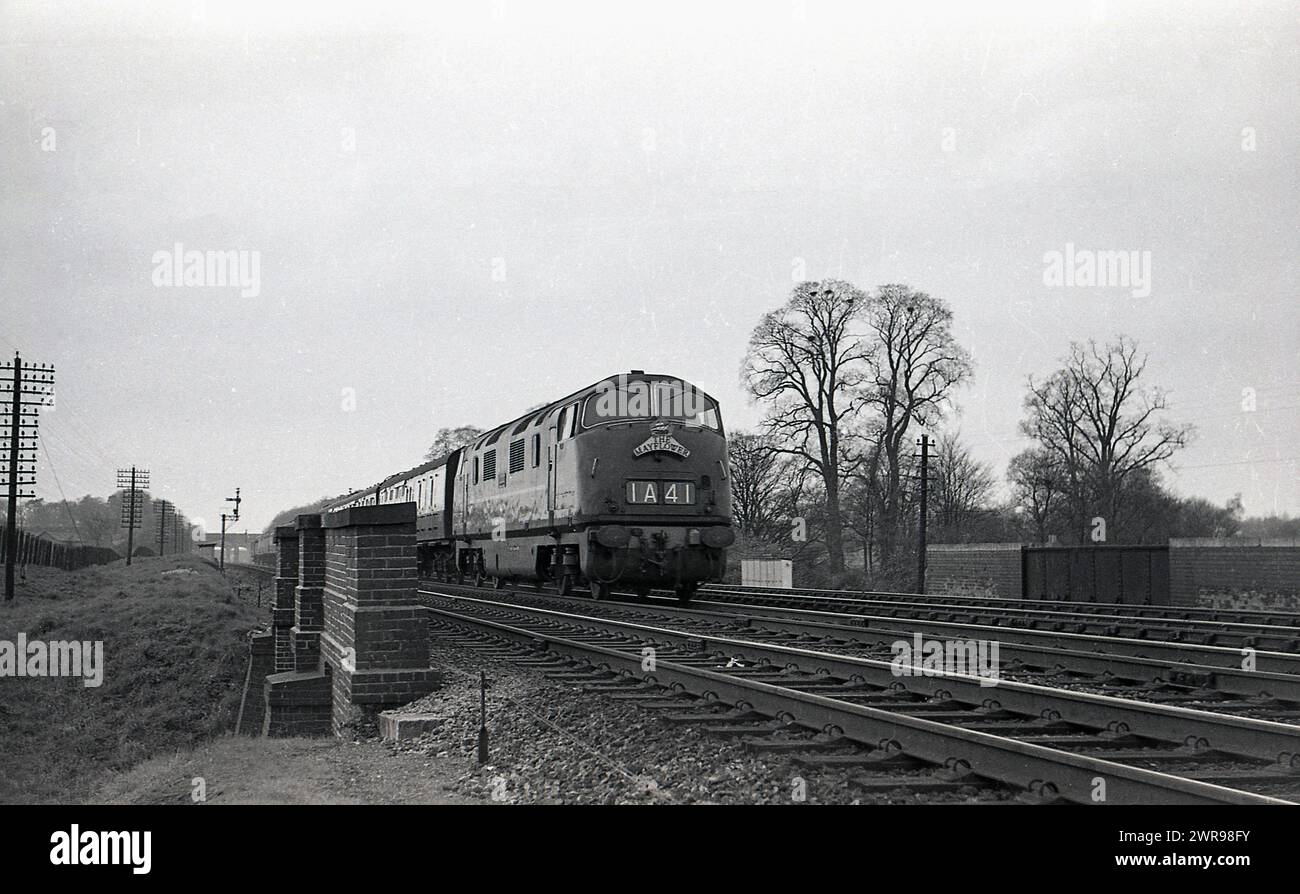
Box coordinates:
[473,455,479,484]
[556,407,569,441]
[530,433,541,468]
[509,439,525,475]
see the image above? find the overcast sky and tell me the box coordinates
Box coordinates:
[3,0,1296,533]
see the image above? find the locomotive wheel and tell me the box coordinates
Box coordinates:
[675,584,697,606]
[591,581,610,601]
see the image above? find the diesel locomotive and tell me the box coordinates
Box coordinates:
[326,371,735,603]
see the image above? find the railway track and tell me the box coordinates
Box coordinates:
[578,591,1300,713]
[419,587,1300,805]
[696,585,1300,652]
[709,582,1300,626]
[670,594,1300,701]
[422,575,1300,705]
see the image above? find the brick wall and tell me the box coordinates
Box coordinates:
[263,671,332,737]
[236,631,274,735]
[1169,539,1300,609]
[292,514,326,672]
[926,543,1024,598]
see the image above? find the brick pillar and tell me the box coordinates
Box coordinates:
[292,514,326,672]
[320,503,442,735]
[263,516,332,738]
[272,525,299,673]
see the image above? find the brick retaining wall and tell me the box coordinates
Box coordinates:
[926,543,1024,598]
[1169,539,1300,610]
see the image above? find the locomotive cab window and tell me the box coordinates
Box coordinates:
[581,379,721,430]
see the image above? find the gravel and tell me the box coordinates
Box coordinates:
[389,623,1010,805]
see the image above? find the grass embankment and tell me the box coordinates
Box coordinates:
[0,555,263,803]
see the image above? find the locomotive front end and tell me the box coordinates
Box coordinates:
[571,373,734,601]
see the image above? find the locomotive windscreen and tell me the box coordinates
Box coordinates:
[582,376,721,430]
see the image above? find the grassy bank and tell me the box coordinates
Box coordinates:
[0,555,262,803]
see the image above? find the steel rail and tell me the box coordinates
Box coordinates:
[426,599,1294,805]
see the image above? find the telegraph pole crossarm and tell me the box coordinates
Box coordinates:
[2,353,55,601]
[116,466,150,566]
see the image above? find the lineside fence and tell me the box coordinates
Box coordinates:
[0,525,120,571]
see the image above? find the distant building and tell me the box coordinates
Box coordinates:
[194,530,257,565]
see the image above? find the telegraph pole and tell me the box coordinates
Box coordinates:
[155,499,173,556]
[2,353,55,601]
[220,487,241,573]
[915,435,933,595]
[117,467,150,565]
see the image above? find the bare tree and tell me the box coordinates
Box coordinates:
[860,284,972,564]
[1020,336,1191,541]
[728,431,793,542]
[743,280,873,575]
[930,431,994,538]
[425,425,485,461]
[1007,447,1064,543]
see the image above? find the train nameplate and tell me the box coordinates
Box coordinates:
[632,435,690,458]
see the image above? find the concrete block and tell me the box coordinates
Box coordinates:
[378,711,443,742]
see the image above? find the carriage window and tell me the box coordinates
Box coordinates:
[531,433,541,468]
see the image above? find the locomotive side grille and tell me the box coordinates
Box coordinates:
[509,439,525,474]
[482,449,496,482]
